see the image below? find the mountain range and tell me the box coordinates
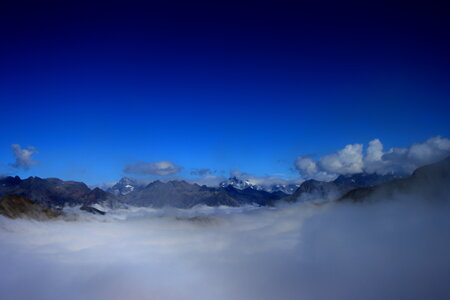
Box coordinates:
[0,157,448,215]
[284,172,400,203]
[218,176,300,194]
[0,176,110,208]
[108,176,301,196]
[121,180,288,208]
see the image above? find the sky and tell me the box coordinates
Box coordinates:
[0,1,449,185]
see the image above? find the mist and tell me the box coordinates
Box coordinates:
[0,195,449,300]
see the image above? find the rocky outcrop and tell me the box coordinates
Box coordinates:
[80,206,106,215]
[0,195,61,220]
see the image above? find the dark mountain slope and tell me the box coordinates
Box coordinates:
[339,157,450,203]
[285,179,342,202]
[284,173,402,203]
[0,195,61,220]
[0,176,112,207]
[222,186,287,206]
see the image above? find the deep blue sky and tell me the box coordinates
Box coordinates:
[1,1,449,184]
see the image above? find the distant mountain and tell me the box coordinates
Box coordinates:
[284,172,403,203]
[107,177,144,195]
[0,176,113,208]
[121,180,287,208]
[220,176,254,190]
[0,194,61,220]
[339,157,450,203]
[219,176,300,194]
[333,173,400,189]
[220,186,287,206]
[266,183,300,194]
[0,175,288,210]
[0,157,447,212]
[123,180,239,208]
[285,179,342,202]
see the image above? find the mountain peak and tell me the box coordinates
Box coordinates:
[108,177,142,195]
[219,176,299,194]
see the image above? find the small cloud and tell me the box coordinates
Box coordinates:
[124,160,182,176]
[319,144,364,175]
[191,168,213,176]
[10,144,39,170]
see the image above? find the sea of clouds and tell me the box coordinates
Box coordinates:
[0,194,449,300]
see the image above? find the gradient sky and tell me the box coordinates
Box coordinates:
[1,1,449,184]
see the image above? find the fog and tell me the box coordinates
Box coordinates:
[0,197,449,300]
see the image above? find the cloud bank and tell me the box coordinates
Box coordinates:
[10,144,39,170]
[124,160,182,176]
[295,136,450,180]
[0,192,448,300]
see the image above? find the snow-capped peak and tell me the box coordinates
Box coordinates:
[219,176,300,194]
[108,177,141,195]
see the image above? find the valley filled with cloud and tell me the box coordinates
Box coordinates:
[1,191,449,300]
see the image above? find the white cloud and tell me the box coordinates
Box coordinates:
[124,160,182,176]
[295,157,318,178]
[319,144,364,175]
[366,136,450,175]
[10,144,39,170]
[295,136,450,180]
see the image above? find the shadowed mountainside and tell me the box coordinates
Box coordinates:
[339,157,450,203]
[0,194,61,220]
[0,176,112,208]
[283,173,399,203]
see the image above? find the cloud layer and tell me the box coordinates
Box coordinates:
[0,193,449,300]
[124,160,182,176]
[296,136,450,180]
[10,144,39,170]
